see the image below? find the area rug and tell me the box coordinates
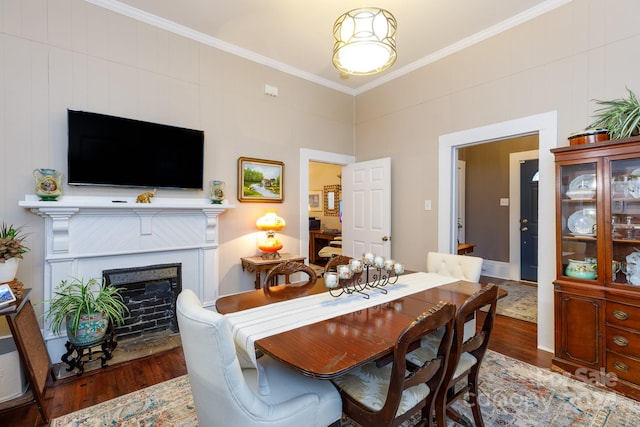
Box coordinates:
[493,282,537,323]
[51,350,640,427]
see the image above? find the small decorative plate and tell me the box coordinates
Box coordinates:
[567,209,597,235]
[569,174,596,191]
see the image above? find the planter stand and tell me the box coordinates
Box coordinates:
[61,329,117,375]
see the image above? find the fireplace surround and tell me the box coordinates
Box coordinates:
[20,195,233,361]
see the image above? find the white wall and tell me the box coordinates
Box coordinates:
[0,0,354,305]
[353,0,640,352]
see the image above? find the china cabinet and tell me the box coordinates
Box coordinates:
[552,136,640,400]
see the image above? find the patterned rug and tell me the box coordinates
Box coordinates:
[51,350,640,427]
[493,282,537,323]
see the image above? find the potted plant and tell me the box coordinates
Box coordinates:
[589,87,640,140]
[44,277,129,346]
[0,223,29,283]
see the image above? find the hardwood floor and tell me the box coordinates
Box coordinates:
[5,280,552,427]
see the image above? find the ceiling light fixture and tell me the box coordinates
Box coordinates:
[332,7,397,76]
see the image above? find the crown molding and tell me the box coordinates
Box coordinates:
[87,0,571,97]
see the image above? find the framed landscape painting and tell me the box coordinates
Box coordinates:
[238,157,284,202]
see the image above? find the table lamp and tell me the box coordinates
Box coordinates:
[256,210,286,259]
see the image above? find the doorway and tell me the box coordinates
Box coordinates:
[299,149,355,262]
[458,137,538,279]
[437,111,557,353]
[519,158,539,282]
[509,150,540,281]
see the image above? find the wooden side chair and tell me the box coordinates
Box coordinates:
[332,301,456,427]
[262,261,317,297]
[406,283,499,426]
[323,255,352,276]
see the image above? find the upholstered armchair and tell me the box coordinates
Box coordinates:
[176,289,342,427]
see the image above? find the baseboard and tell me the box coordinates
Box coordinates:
[481,260,510,279]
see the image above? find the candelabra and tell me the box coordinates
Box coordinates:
[324,253,404,299]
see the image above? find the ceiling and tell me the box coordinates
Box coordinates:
[93,0,569,95]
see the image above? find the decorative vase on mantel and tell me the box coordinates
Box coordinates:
[0,257,20,284]
[33,168,62,201]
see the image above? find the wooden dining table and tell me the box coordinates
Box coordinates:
[216,272,496,380]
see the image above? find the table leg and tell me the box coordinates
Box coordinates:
[255,272,261,289]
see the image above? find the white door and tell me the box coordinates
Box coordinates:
[342,158,392,258]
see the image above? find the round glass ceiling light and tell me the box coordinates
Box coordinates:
[332,8,397,76]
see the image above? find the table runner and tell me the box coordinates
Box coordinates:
[225,272,456,366]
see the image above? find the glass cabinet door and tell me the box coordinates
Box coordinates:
[610,158,640,287]
[560,162,598,281]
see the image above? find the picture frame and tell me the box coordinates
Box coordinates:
[308,190,322,212]
[238,157,284,202]
[0,284,16,308]
[324,184,341,216]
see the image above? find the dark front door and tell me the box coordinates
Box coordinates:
[520,159,539,282]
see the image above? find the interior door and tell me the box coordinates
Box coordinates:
[342,158,392,258]
[520,159,539,281]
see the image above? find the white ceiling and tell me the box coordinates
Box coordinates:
[91,0,570,95]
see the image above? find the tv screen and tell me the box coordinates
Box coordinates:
[67,109,204,190]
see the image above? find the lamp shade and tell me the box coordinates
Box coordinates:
[256,210,285,256]
[256,210,286,231]
[332,8,397,76]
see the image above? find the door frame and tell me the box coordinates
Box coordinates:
[509,150,539,280]
[299,149,355,261]
[438,111,557,353]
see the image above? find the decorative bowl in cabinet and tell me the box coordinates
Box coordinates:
[565,259,597,280]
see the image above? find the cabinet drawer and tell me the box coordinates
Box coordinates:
[607,351,640,384]
[606,302,640,330]
[606,326,640,358]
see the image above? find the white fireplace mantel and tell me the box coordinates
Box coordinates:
[19,195,234,359]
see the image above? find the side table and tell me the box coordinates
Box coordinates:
[457,243,476,255]
[241,253,306,289]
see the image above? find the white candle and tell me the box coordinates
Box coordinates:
[350,259,363,273]
[384,259,395,271]
[374,256,385,268]
[324,272,339,288]
[363,252,374,265]
[394,263,404,274]
[337,264,352,279]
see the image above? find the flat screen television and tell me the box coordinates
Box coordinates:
[67,109,204,190]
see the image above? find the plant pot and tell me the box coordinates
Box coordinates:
[66,312,109,346]
[0,258,20,283]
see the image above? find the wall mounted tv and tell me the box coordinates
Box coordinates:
[67,109,204,190]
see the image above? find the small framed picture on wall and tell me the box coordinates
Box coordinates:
[309,190,322,212]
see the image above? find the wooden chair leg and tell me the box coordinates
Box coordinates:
[468,368,484,427]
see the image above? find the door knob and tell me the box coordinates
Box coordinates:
[521,227,529,232]
[382,236,390,242]
[522,218,529,224]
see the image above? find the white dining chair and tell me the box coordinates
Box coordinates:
[176,289,342,427]
[426,252,483,282]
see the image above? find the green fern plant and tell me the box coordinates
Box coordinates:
[44,277,129,336]
[589,87,640,140]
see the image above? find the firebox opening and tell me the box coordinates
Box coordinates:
[103,263,182,343]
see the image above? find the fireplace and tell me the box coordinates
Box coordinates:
[103,263,182,342]
[20,195,233,362]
